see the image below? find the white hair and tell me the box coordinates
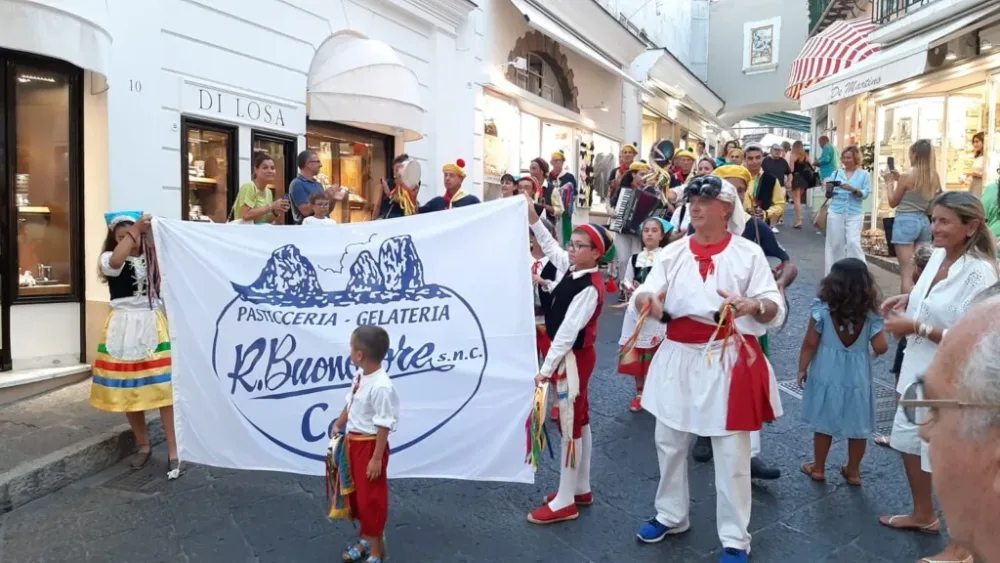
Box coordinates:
[959,293,1000,435]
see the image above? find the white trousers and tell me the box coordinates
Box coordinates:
[654,422,752,551]
[615,233,641,281]
[824,211,865,275]
[750,431,761,458]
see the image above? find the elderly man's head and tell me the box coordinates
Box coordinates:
[920,291,1000,560]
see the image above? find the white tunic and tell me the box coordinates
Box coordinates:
[345,369,401,435]
[619,248,667,348]
[631,235,785,435]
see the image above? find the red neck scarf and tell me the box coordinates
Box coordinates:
[689,234,732,281]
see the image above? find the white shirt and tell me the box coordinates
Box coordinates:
[670,203,692,232]
[898,248,998,392]
[345,369,401,435]
[531,254,564,293]
[529,220,599,378]
[303,216,338,225]
[620,248,666,347]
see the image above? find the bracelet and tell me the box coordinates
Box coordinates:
[918,323,932,338]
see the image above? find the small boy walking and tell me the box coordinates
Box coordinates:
[328,326,400,563]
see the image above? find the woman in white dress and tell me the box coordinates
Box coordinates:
[880,191,998,563]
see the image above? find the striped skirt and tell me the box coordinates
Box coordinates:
[90,299,173,413]
[618,344,660,378]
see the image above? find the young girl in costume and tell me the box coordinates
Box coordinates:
[524,192,613,525]
[329,326,400,563]
[91,211,180,478]
[618,217,673,413]
[797,258,888,485]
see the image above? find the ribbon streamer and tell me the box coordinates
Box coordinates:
[524,383,554,471]
[618,302,652,356]
[705,303,758,368]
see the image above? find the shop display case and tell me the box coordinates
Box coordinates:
[183,122,236,224]
[944,91,985,190]
[876,98,944,217]
[306,122,389,223]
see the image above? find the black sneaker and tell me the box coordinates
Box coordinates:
[750,457,781,480]
[692,436,713,462]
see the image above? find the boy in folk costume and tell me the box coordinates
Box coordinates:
[328,326,401,563]
[419,159,481,212]
[629,176,785,563]
[524,192,612,525]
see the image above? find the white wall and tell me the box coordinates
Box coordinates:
[485,0,624,139]
[105,0,480,212]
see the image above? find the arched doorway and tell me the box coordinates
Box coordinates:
[505,31,579,112]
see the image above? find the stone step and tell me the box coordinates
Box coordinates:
[0,364,92,407]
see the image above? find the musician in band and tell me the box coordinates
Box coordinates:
[608,143,639,209]
[548,151,577,244]
[378,154,419,219]
[612,161,654,298]
[742,143,786,234]
[530,157,564,229]
[684,164,798,480]
[671,149,697,186]
[418,159,481,212]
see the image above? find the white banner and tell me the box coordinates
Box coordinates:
[153,198,536,483]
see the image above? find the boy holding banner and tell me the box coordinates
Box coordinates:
[524,192,613,525]
[328,326,401,563]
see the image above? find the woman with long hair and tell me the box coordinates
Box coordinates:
[232,152,290,224]
[887,139,941,293]
[717,140,738,167]
[92,212,180,479]
[789,141,814,229]
[880,191,998,563]
[823,145,871,273]
[966,131,985,197]
[695,156,716,178]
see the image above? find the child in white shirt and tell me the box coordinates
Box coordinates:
[330,326,400,563]
[303,191,338,225]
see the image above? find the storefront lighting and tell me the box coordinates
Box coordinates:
[981,40,994,50]
[17,74,55,84]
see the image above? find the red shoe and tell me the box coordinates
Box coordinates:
[527,502,579,524]
[542,491,594,506]
[629,395,643,413]
[550,405,559,421]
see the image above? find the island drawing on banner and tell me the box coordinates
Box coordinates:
[212,234,488,463]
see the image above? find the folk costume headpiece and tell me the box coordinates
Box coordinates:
[622,143,638,154]
[550,150,566,162]
[442,158,467,179]
[674,149,697,161]
[628,161,650,173]
[683,176,746,236]
[712,164,753,186]
[576,223,615,264]
[105,210,143,230]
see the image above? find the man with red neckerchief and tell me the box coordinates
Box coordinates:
[629,176,785,563]
[419,159,481,213]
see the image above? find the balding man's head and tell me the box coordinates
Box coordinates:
[921,295,1000,560]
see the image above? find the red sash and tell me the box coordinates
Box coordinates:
[666,316,775,432]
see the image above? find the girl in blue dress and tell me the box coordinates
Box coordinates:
[797,258,888,485]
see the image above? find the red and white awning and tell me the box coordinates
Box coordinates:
[785,18,879,101]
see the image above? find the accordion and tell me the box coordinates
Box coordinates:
[610,188,667,235]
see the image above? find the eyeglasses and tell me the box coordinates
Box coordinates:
[568,242,594,251]
[683,176,723,200]
[898,377,1000,425]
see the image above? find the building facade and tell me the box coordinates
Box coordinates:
[796,0,1000,227]
[0,0,478,398]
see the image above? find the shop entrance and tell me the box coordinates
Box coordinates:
[251,131,298,224]
[0,50,83,372]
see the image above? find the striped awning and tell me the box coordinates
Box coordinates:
[785,18,879,101]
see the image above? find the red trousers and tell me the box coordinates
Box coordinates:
[347,434,390,537]
[551,346,596,439]
[536,324,551,358]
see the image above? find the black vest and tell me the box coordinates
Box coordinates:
[537,261,558,313]
[107,260,141,300]
[544,272,597,349]
[754,172,779,210]
[630,254,653,285]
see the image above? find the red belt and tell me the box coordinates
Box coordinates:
[666,317,775,432]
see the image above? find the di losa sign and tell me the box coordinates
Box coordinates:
[182,81,299,132]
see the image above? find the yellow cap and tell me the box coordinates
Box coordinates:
[674,149,697,161]
[713,164,752,185]
[550,150,566,161]
[442,159,467,178]
[622,144,638,154]
[629,162,650,173]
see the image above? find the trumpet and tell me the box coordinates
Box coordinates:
[646,139,676,189]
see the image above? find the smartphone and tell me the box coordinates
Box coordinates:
[282,194,290,201]
[887,156,896,172]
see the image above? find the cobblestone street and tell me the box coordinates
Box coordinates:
[0,228,949,562]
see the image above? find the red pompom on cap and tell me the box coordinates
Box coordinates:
[456,158,466,168]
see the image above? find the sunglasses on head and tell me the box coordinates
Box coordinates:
[683,175,723,200]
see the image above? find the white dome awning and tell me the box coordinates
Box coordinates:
[308,31,425,142]
[0,0,112,75]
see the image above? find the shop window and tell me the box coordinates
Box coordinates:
[11,63,79,299]
[306,122,391,223]
[182,119,237,223]
[251,131,298,224]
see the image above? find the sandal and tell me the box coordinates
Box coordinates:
[878,514,940,535]
[919,557,974,563]
[799,462,825,482]
[167,458,183,480]
[342,539,371,562]
[840,466,861,486]
[873,434,891,447]
[129,448,152,470]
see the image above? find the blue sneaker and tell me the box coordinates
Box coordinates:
[719,548,749,562]
[635,518,690,543]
